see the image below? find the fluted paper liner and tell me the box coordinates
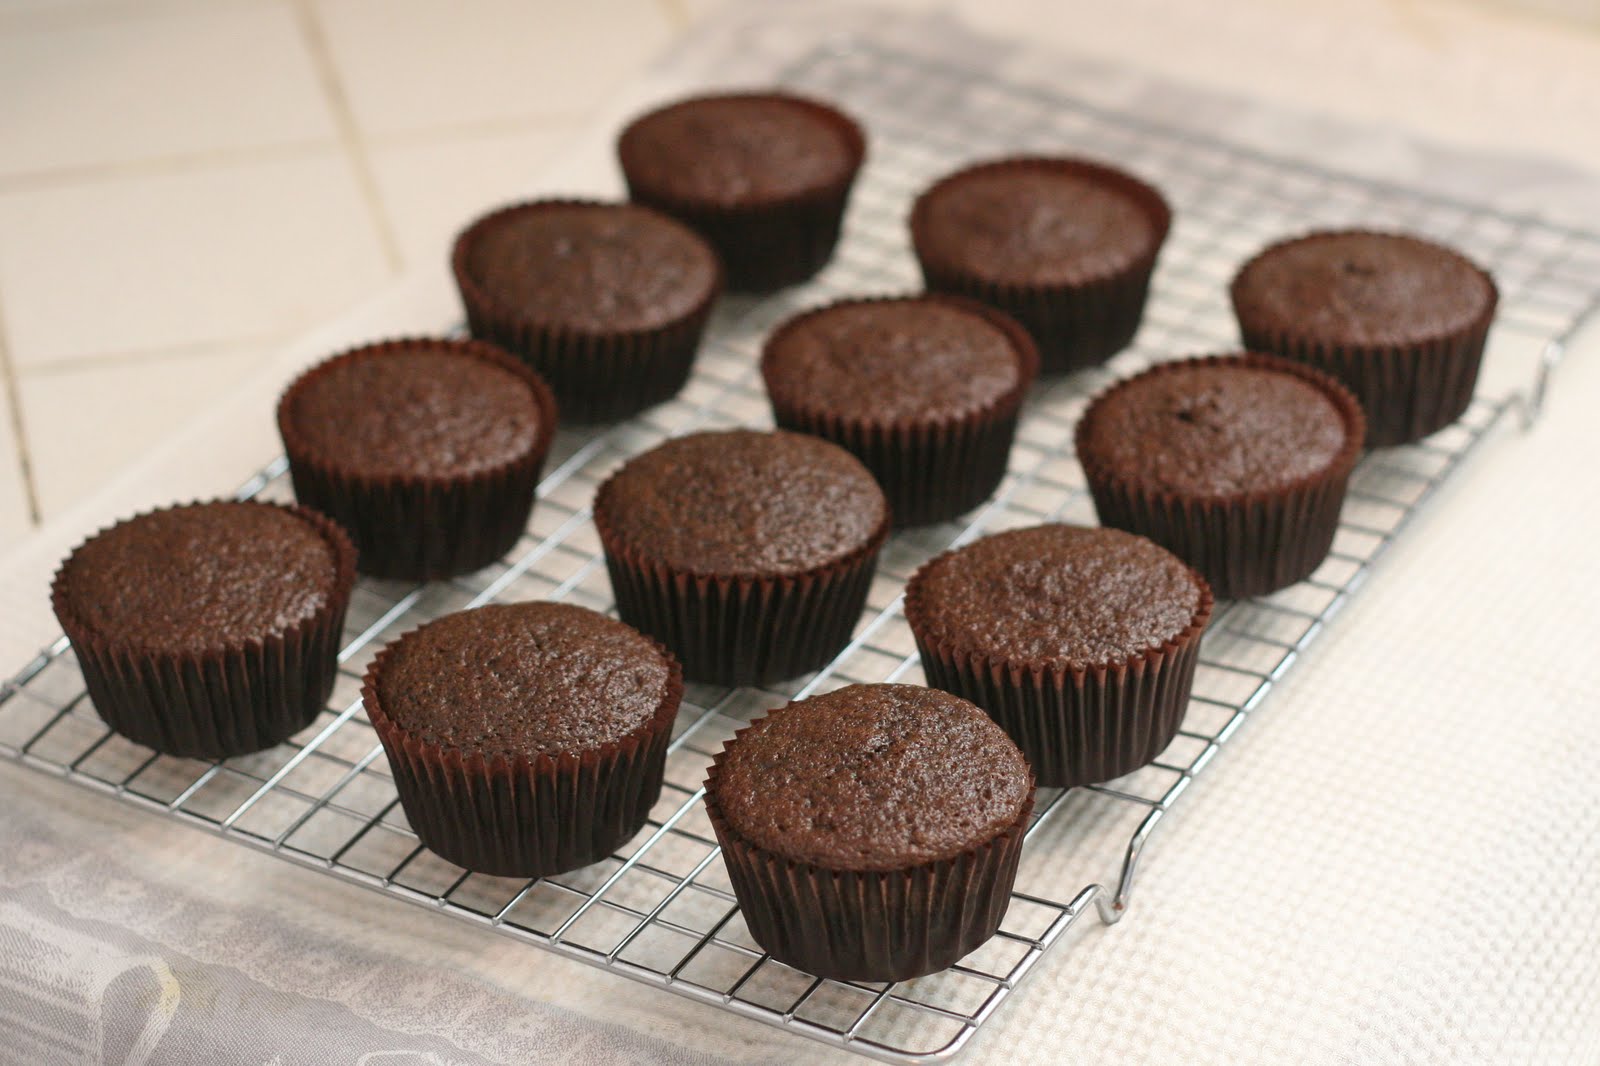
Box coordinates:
[51,501,356,760]
[594,496,889,688]
[911,157,1172,374]
[761,295,1040,527]
[705,749,1033,983]
[1076,354,1367,600]
[361,631,682,879]
[905,555,1213,789]
[278,338,557,581]
[618,92,867,293]
[1231,230,1498,447]
[451,199,721,422]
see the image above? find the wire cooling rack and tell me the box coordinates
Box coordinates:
[5,38,1600,1065]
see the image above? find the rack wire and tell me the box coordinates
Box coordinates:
[4,38,1600,1065]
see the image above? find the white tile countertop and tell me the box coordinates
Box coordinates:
[3,2,1600,1064]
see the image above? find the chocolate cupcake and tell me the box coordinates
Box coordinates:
[452,199,721,422]
[279,337,556,581]
[593,429,889,686]
[51,501,355,759]
[705,683,1033,982]
[1230,229,1498,446]
[1075,354,1365,599]
[362,602,681,878]
[617,91,866,292]
[904,525,1212,788]
[910,156,1171,374]
[761,295,1038,527]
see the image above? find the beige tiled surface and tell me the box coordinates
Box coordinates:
[0,0,713,547]
[0,153,390,365]
[0,4,335,180]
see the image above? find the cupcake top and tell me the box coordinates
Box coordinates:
[53,501,350,654]
[911,157,1170,287]
[905,525,1208,668]
[594,429,889,576]
[617,92,864,206]
[1230,230,1496,349]
[709,683,1031,871]
[1075,355,1364,498]
[370,602,678,758]
[453,200,719,333]
[761,296,1037,423]
[279,339,552,480]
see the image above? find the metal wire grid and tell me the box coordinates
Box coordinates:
[4,39,1600,1066]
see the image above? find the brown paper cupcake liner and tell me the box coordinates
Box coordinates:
[595,511,888,688]
[51,503,356,760]
[361,636,683,879]
[1231,230,1499,448]
[278,338,557,581]
[618,93,867,293]
[906,576,1213,789]
[704,757,1033,983]
[911,158,1172,374]
[761,296,1039,527]
[1076,354,1367,600]
[451,200,721,422]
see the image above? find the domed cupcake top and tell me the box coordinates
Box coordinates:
[618,92,864,205]
[54,501,345,653]
[455,201,719,333]
[279,339,549,480]
[912,157,1170,287]
[594,429,889,576]
[761,296,1034,423]
[1230,229,1496,349]
[1075,355,1361,498]
[710,683,1032,871]
[906,524,1207,668]
[371,602,676,758]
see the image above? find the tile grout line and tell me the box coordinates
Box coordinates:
[0,305,43,525]
[21,330,298,378]
[290,0,405,275]
[0,140,341,195]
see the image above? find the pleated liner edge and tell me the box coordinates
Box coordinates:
[1229,228,1498,449]
[50,501,357,760]
[704,751,1034,983]
[910,156,1173,374]
[761,294,1040,528]
[278,337,558,582]
[593,495,890,688]
[451,199,723,422]
[360,632,684,879]
[904,557,1214,789]
[618,92,867,294]
[1075,353,1367,600]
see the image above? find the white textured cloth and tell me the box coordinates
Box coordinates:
[3,5,1600,1064]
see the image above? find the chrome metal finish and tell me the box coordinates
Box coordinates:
[4,40,1598,1064]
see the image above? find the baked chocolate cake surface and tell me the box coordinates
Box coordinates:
[280,343,545,479]
[1075,360,1352,496]
[913,165,1162,286]
[1230,230,1495,348]
[711,683,1031,871]
[594,429,888,576]
[906,525,1205,667]
[761,297,1028,422]
[56,502,342,653]
[459,202,718,332]
[374,603,674,757]
[618,94,860,205]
